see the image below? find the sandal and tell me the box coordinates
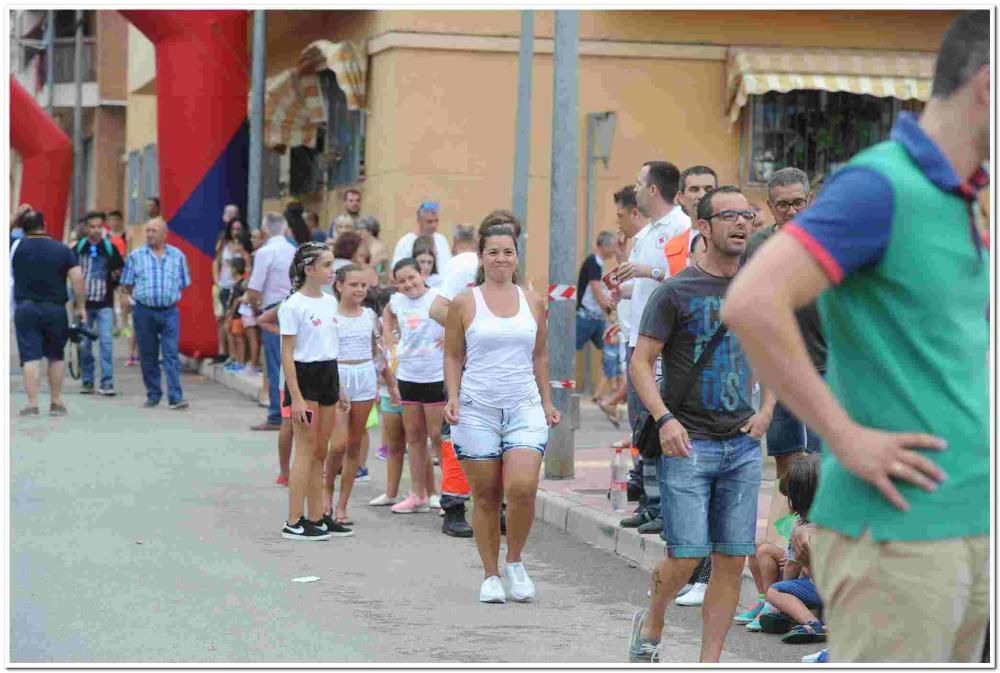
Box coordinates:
[781,621,827,644]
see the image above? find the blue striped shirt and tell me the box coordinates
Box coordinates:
[121,244,191,308]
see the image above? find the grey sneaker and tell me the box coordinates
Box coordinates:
[98,385,116,396]
[637,517,663,535]
[627,609,661,663]
[80,382,95,395]
[18,406,39,417]
[49,403,68,417]
[143,399,160,408]
[169,400,189,410]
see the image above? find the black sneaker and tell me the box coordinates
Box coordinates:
[637,517,664,535]
[80,382,95,395]
[281,516,332,541]
[316,514,354,537]
[620,509,653,528]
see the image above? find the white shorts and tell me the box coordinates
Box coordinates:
[338,361,377,402]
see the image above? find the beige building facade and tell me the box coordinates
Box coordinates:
[123,9,959,383]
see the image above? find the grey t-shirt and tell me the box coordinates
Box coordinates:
[743,226,827,372]
[638,265,755,439]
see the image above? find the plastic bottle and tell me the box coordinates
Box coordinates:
[610,447,628,512]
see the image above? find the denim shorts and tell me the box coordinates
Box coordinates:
[766,401,821,457]
[658,432,762,558]
[380,395,403,415]
[771,576,822,608]
[452,393,548,461]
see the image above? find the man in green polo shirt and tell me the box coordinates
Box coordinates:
[722,10,989,663]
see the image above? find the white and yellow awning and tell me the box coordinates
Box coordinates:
[263,40,368,151]
[726,46,936,125]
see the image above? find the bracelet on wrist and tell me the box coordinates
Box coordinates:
[655,413,674,429]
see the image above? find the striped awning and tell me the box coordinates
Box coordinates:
[264,40,368,151]
[726,47,935,125]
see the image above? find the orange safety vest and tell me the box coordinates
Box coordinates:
[664,229,694,277]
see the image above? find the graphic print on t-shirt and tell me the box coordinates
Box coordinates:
[639,265,754,439]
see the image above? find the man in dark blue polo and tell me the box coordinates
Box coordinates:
[11,210,86,417]
[120,217,192,410]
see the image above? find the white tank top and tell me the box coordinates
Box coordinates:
[390,289,444,383]
[462,285,540,408]
[337,306,376,361]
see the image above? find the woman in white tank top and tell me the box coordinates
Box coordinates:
[443,224,560,604]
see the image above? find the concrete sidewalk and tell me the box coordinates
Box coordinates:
[187,356,777,580]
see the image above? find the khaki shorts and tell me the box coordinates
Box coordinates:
[811,527,989,663]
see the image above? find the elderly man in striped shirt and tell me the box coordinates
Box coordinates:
[120,217,192,410]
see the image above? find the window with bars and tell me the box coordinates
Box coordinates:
[262,148,282,200]
[744,91,924,186]
[318,70,364,188]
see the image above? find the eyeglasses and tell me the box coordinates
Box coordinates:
[772,198,808,213]
[707,210,756,224]
[419,201,439,212]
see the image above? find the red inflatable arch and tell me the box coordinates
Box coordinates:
[10,75,73,241]
[119,10,249,357]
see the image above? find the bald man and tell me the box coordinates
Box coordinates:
[120,217,192,410]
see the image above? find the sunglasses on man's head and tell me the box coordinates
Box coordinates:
[419,201,439,212]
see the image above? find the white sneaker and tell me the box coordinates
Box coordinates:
[428,494,442,510]
[675,582,707,606]
[479,576,506,603]
[368,493,402,507]
[504,562,536,602]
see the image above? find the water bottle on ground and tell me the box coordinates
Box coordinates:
[610,447,628,512]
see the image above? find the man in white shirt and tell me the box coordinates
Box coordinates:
[247,212,297,431]
[429,224,479,327]
[391,201,452,276]
[613,161,690,537]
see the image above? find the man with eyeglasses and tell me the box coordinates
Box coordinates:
[391,200,453,274]
[627,185,770,663]
[740,168,825,483]
[74,211,126,396]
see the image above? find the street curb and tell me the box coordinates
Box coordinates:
[534,489,756,590]
[194,362,756,591]
[180,356,263,403]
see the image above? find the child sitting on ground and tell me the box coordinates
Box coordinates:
[762,454,825,644]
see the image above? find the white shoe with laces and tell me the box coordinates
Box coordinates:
[504,562,536,602]
[479,576,506,603]
[675,582,707,606]
[428,494,442,510]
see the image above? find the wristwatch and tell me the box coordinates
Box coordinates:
[651,268,664,281]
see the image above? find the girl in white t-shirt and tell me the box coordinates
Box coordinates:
[278,242,352,542]
[383,258,445,514]
[322,264,398,526]
[414,235,442,288]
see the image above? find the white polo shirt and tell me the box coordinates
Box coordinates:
[628,207,691,347]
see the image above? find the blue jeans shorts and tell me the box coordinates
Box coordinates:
[771,576,822,608]
[767,401,821,457]
[452,393,548,461]
[658,432,762,558]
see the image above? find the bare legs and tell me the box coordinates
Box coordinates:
[278,419,293,480]
[642,553,748,663]
[21,360,41,408]
[287,402,336,523]
[333,400,374,520]
[401,403,438,499]
[463,449,542,579]
[382,408,405,498]
[750,543,785,596]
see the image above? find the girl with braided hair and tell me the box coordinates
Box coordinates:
[279,242,352,541]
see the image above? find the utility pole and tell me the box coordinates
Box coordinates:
[544,10,579,480]
[511,10,533,270]
[45,10,55,114]
[247,10,267,231]
[71,9,84,227]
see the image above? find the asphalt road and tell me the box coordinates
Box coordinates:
[9,339,816,664]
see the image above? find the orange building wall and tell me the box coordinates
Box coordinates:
[97,11,129,101]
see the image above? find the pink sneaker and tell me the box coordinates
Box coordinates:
[275,474,289,486]
[376,445,388,461]
[391,493,429,514]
